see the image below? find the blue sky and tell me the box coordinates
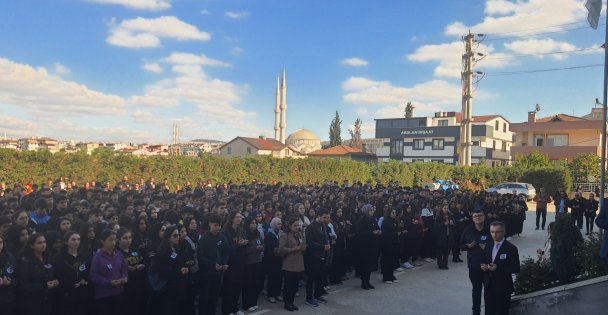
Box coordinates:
[0,0,604,143]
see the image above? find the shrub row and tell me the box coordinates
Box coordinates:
[0,149,571,190]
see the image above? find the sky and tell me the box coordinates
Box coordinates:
[0,0,605,143]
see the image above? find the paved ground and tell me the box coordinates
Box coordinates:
[246,210,551,315]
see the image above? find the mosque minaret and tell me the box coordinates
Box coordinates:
[275,67,288,144]
[274,76,281,141]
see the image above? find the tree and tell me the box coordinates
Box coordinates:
[348,118,363,149]
[514,151,551,169]
[404,102,415,118]
[329,111,342,147]
[569,153,600,183]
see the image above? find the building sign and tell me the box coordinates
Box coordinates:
[401,129,434,135]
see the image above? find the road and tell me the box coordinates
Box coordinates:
[247,211,550,315]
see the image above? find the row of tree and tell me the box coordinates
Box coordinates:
[1,148,597,193]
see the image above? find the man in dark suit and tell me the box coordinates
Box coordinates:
[481,221,520,315]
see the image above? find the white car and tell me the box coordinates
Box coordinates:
[485,182,536,200]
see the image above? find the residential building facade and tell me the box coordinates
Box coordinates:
[510,109,606,161]
[219,136,305,158]
[375,111,513,166]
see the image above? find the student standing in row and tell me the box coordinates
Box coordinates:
[197,214,229,315]
[18,233,59,315]
[0,235,18,315]
[278,216,306,312]
[53,231,90,315]
[90,229,128,315]
[356,204,381,290]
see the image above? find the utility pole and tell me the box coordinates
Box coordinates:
[459,31,475,166]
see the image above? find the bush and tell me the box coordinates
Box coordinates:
[577,233,608,280]
[550,214,583,284]
[521,167,572,194]
[514,258,556,295]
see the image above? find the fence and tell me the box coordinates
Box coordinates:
[572,182,608,192]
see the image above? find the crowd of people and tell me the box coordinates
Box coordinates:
[0,177,547,315]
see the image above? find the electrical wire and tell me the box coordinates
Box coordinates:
[482,64,603,77]
[480,47,603,61]
[481,18,605,36]
[481,24,604,42]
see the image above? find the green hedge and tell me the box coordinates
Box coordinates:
[0,148,571,189]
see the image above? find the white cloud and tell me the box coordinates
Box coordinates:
[164,52,231,67]
[408,41,511,78]
[87,0,171,10]
[0,112,38,134]
[107,16,211,48]
[200,9,210,15]
[0,58,126,116]
[445,0,585,36]
[231,47,245,56]
[504,38,577,60]
[342,76,462,107]
[54,62,72,76]
[142,62,163,73]
[340,57,369,67]
[225,11,250,19]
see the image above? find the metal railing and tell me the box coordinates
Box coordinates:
[572,182,608,192]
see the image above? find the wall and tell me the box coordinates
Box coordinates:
[510,276,608,315]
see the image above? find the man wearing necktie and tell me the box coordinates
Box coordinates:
[481,221,520,315]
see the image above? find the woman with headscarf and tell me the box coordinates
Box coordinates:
[355,204,381,290]
[263,217,283,304]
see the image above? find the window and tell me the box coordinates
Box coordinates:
[431,159,444,163]
[437,119,448,126]
[432,139,444,150]
[534,135,544,147]
[390,139,403,155]
[503,123,507,133]
[413,139,425,150]
[412,159,424,162]
[227,147,232,154]
[246,147,251,154]
[501,142,507,152]
[547,135,568,147]
[495,121,499,131]
[493,140,496,150]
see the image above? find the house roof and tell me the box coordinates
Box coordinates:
[455,114,504,123]
[536,114,586,122]
[308,145,363,156]
[223,137,287,151]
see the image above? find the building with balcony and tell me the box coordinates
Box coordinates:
[510,108,605,161]
[375,111,513,166]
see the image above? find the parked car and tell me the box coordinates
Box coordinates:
[485,182,536,200]
[424,179,460,191]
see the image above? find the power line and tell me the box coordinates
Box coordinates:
[482,64,603,77]
[481,24,604,42]
[481,47,603,61]
[481,17,604,36]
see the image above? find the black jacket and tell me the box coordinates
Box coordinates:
[52,251,90,301]
[482,239,520,294]
[460,224,491,269]
[305,220,329,260]
[0,252,17,304]
[196,232,229,278]
[355,215,380,269]
[18,255,56,315]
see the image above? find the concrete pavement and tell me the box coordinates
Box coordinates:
[247,211,550,315]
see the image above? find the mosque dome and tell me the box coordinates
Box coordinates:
[286,129,322,154]
[287,129,320,142]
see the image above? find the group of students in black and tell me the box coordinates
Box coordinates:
[0,179,533,314]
